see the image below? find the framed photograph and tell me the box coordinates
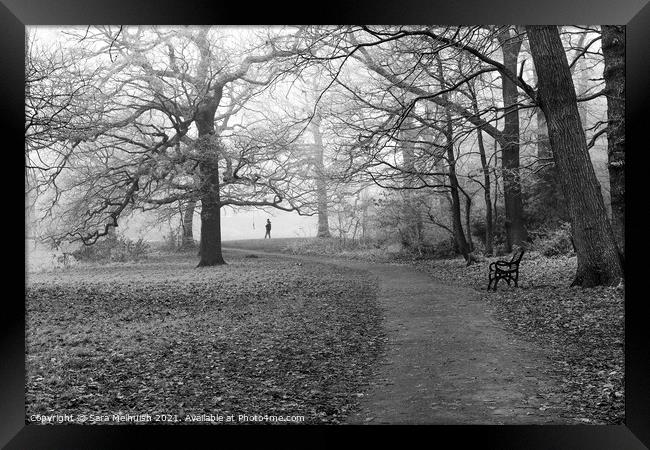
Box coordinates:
[4,0,648,447]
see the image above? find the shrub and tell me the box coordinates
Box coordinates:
[532,222,575,257]
[494,243,508,257]
[471,217,486,242]
[430,237,458,259]
[111,237,149,262]
[469,239,486,256]
[471,211,508,251]
[72,233,149,263]
[161,228,182,252]
[522,167,569,230]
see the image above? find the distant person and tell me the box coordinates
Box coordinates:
[264,219,272,239]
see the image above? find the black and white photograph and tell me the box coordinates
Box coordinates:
[12,11,646,445]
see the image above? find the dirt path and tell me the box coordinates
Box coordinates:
[223,248,574,425]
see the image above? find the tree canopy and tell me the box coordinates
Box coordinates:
[26,25,623,286]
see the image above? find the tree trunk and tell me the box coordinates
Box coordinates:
[448,171,471,264]
[399,116,424,250]
[536,110,552,159]
[601,25,625,256]
[464,194,474,252]
[493,138,500,245]
[195,92,226,267]
[479,135,494,256]
[497,27,528,251]
[311,115,331,238]
[443,106,473,265]
[528,63,569,226]
[180,200,196,250]
[197,194,225,266]
[361,192,369,244]
[573,32,589,130]
[470,88,494,256]
[527,25,623,286]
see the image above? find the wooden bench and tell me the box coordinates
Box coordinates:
[487,248,525,291]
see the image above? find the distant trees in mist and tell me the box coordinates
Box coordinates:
[26,25,624,286]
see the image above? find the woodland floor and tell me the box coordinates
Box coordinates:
[225,239,625,424]
[226,247,590,424]
[414,254,625,424]
[25,251,384,424]
[26,240,624,425]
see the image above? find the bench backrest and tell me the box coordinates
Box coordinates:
[509,248,525,264]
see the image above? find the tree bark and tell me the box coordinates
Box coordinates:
[464,194,474,252]
[573,32,589,130]
[311,115,331,238]
[443,106,473,265]
[195,91,226,267]
[399,116,424,250]
[536,110,552,159]
[470,87,494,256]
[198,193,224,266]
[601,25,625,256]
[493,138,500,244]
[180,200,196,250]
[478,130,493,255]
[497,27,528,251]
[527,25,623,286]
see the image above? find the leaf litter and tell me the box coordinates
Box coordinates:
[415,251,624,424]
[26,252,384,424]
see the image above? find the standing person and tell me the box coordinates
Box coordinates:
[264,219,272,239]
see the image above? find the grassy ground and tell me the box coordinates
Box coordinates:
[222,238,310,253]
[223,237,400,261]
[26,250,384,424]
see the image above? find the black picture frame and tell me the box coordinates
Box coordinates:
[4,0,648,447]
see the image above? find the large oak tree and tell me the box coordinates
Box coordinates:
[28,26,312,266]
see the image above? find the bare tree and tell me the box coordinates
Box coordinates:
[296,25,622,284]
[28,26,313,266]
[310,112,332,238]
[495,26,528,250]
[526,25,623,286]
[467,77,495,255]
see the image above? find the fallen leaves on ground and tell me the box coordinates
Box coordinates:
[415,252,624,424]
[26,252,384,424]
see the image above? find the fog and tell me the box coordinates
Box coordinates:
[129,208,317,242]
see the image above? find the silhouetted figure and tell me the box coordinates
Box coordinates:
[264,219,272,239]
